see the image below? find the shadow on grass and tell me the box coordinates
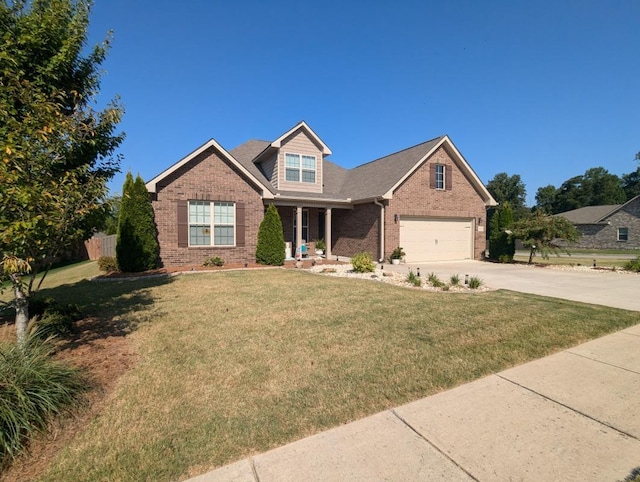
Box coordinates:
[2,275,175,348]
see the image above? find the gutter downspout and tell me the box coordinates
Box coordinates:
[373,199,385,262]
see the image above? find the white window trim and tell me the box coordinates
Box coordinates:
[284,152,316,184]
[188,200,236,247]
[435,164,445,190]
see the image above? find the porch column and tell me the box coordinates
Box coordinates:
[296,206,303,258]
[325,208,332,259]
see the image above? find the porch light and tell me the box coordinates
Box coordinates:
[394,214,399,223]
[478,216,482,225]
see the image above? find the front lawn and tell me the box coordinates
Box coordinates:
[4,266,638,481]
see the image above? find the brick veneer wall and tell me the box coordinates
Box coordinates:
[332,203,380,257]
[152,146,264,266]
[386,146,487,260]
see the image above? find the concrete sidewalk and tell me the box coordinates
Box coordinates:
[186,263,640,481]
[188,322,640,482]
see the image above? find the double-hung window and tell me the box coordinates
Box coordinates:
[435,164,445,190]
[188,201,235,246]
[285,153,316,183]
[618,227,629,242]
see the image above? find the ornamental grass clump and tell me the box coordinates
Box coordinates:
[427,272,445,288]
[468,276,483,289]
[624,256,640,272]
[406,270,421,287]
[0,340,87,464]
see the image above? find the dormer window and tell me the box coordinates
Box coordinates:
[285,153,316,183]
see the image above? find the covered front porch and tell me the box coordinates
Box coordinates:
[270,197,355,260]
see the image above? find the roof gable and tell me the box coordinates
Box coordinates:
[338,136,497,205]
[271,121,332,155]
[145,139,274,198]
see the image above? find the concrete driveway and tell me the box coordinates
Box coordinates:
[385,260,640,311]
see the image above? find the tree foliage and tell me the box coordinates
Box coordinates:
[488,202,515,262]
[115,173,158,272]
[622,168,640,201]
[536,167,626,214]
[534,185,558,214]
[0,0,124,343]
[255,204,285,266]
[486,173,527,211]
[512,212,580,264]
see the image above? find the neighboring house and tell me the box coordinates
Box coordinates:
[555,196,640,249]
[145,121,497,266]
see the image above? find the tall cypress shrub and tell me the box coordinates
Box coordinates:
[116,173,159,272]
[256,204,285,265]
[489,202,515,262]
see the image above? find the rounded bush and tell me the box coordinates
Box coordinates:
[351,252,375,273]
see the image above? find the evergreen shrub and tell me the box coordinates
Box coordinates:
[256,205,285,266]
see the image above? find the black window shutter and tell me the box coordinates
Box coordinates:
[236,202,245,247]
[177,200,188,247]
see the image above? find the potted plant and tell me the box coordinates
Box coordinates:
[390,246,405,265]
[314,238,326,255]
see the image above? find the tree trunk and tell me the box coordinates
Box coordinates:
[13,281,29,346]
[528,247,535,265]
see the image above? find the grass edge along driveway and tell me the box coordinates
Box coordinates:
[32,268,640,482]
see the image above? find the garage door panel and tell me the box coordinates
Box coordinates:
[399,218,472,262]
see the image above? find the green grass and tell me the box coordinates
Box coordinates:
[7,264,636,482]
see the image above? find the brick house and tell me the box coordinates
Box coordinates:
[556,196,640,249]
[145,121,497,266]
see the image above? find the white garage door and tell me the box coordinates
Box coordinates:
[399,217,473,262]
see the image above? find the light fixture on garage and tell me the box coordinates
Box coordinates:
[394,214,399,223]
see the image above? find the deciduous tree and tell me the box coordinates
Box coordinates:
[512,212,580,264]
[0,0,123,344]
[487,173,527,209]
[534,185,558,213]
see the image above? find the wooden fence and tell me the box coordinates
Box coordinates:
[83,234,116,260]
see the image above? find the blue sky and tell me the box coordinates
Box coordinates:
[88,0,640,206]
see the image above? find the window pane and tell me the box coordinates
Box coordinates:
[285,153,300,168]
[189,201,210,224]
[301,155,315,170]
[190,225,210,245]
[286,168,300,182]
[619,228,628,241]
[214,202,234,224]
[436,164,445,189]
[214,226,234,246]
[301,170,315,183]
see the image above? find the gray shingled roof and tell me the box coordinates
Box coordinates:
[229,140,276,194]
[338,137,444,200]
[556,204,621,224]
[230,136,445,201]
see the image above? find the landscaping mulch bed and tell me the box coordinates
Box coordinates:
[95,259,346,280]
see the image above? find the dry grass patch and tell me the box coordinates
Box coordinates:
[6,269,636,482]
